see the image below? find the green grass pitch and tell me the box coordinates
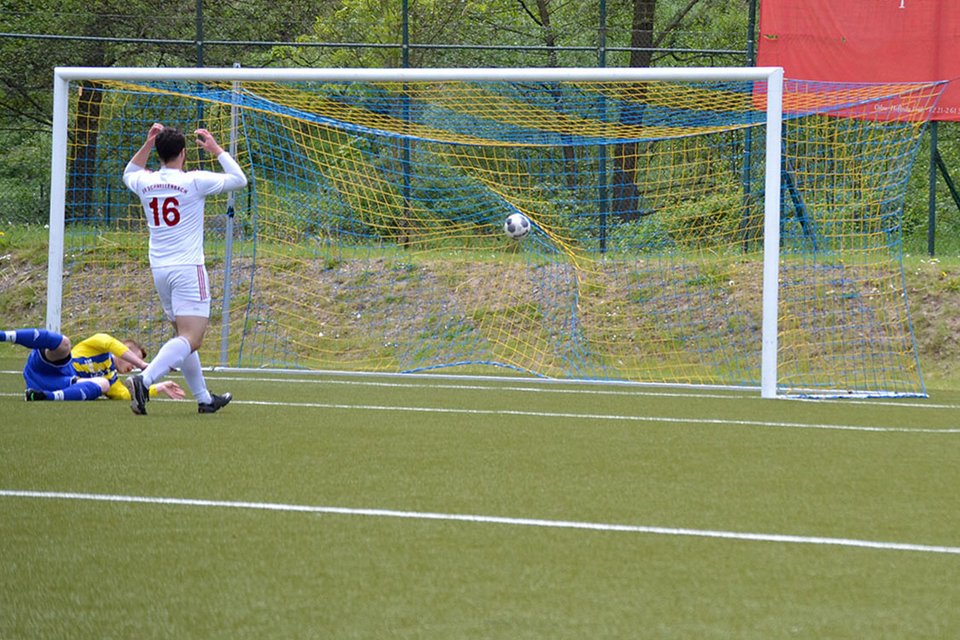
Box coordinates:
[1,355,959,638]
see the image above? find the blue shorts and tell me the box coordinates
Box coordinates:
[23,349,76,392]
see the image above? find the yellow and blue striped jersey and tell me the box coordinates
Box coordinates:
[71,333,158,400]
[71,333,127,385]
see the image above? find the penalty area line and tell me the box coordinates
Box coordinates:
[2,489,959,556]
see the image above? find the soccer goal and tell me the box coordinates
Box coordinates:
[46,66,945,397]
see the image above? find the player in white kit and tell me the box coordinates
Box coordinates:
[122,123,247,415]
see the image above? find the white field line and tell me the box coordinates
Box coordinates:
[0,390,958,433]
[234,399,960,433]
[3,368,959,431]
[2,489,958,556]
[3,369,960,409]
[156,374,960,409]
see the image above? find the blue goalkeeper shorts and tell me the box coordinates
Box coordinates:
[23,349,76,392]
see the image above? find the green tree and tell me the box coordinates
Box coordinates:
[0,1,327,222]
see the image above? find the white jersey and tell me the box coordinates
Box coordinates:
[123,153,247,268]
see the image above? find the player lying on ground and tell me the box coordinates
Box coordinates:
[1,328,184,402]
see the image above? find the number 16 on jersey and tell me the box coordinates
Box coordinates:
[148,196,181,226]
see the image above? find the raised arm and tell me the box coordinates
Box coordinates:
[195,128,248,191]
[128,123,165,170]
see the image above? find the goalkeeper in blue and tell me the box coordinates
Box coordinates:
[1,328,184,402]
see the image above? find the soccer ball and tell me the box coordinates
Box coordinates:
[503,213,531,239]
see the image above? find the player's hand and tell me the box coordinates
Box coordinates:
[147,122,164,141]
[195,128,224,155]
[155,380,186,400]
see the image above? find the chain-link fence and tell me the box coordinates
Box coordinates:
[0,182,48,225]
[0,1,957,253]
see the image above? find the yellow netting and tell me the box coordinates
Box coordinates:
[56,75,944,394]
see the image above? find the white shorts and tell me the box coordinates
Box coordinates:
[152,264,211,321]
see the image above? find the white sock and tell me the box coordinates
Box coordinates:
[180,350,212,405]
[142,336,192,387]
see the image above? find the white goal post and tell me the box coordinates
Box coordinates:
[46,65,787,396]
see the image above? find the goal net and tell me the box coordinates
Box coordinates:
[46,67,945,397]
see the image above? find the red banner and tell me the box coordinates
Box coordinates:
[758,0,960,121]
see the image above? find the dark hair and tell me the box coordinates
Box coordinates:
[123,339,147,360]
[155,127,186,163]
